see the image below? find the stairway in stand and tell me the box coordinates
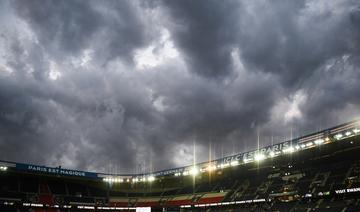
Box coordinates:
[35,183,58,212]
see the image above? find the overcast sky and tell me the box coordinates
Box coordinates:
[0,0,360,174]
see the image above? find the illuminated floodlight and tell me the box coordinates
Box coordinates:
[207,165,217,172]
[254,153,265,161]
[230,161,239,166]
[354,129,360,134]
[126,179,130,182]
[114,178,123,183]
[345,131,352,136]
[294,145,300,150]
[282,146,295,154]
[174,172,181,177]
[220,163,230,169]
[300,144,306,148]
[132,178,139,183]
[269,151,275,157]
[190,167,199,176]
[314,139,324,145]
[0,166,8,171]
[147,176,155,182]
[325,137,330,142]
[243,158,251,163]
[334,133,343,140]
[182,171,189,176]
[306,142,314,147]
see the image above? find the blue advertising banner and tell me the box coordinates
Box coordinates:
[15,163,99,178]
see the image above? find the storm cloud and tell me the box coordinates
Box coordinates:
[0,0,359,173]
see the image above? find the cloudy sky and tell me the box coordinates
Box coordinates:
[0,0,360,174]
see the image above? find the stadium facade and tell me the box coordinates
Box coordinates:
[1,120,360,211]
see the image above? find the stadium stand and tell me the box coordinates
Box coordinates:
[1,120,360,211]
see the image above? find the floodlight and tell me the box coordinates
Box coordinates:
[306,142,314,147]
[314,139,324,145]
[190,167,199,176]
[334,133,343,140]
[230,161,239,166]
[345,131,352,136]
[207,165,217,171]
[354,129,360,134]
[282,146,295,153]
[254,153,265,161]
[0,166,8,171]
[147,176,155,182]
[243,158,252,163]
[269,151,275,157]
[220,163,230,169]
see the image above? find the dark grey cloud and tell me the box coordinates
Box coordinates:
[0,0,359,173]
[12,0,150,64]
[160,0,241,79]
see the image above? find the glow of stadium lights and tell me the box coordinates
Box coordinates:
[300,144,306,148]
[345,131,352,136]
[220,163,230,169]
[207,165,217,172]
[282,146,295,154]
[132,178,138,183]
[147,176,155,182]
[354,129,360,134]
[254,153,265,162]
[325,137,330,142]
[230,161,239,166]
[306,142,314,147]
[243,158,251,163]
[334,133,343,140]
[294,145,300,150]
[269,151,275,157]
[314,139,324,145]
[0,166,8,171]
[182,171,189,176]
[190,167,199,176]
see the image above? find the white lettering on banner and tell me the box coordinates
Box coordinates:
[335,187,360,194]
[347,188,360,193]
[27,165,86,177]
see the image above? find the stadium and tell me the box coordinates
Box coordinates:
[1,120,360,212]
